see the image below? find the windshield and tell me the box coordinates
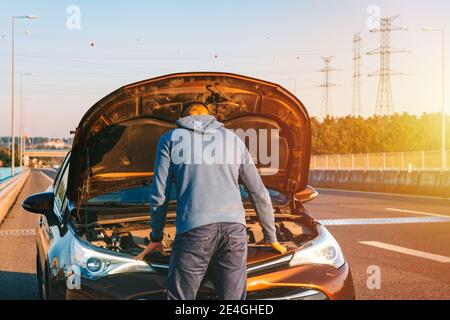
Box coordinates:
[87,184,289,206]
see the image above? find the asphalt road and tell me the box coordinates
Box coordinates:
[0,170,53,299]
[304,188,450,300]
[0,170,449,300]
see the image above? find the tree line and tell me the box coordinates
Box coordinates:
[1,113,448,165]
[312,113,449,155]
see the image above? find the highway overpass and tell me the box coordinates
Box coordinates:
[24,150,69,158]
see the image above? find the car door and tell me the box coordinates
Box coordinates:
[36,155,70,279]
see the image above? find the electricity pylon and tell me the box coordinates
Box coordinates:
[367,15,407,116]
[319,56,337,119]
[352,33,362,117]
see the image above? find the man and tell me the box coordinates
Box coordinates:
[136,101,286,300]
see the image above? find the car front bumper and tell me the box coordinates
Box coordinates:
[65,262,354,300]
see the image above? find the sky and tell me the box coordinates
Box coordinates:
[0,0,449,138]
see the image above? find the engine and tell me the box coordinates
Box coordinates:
[81,216,315,256]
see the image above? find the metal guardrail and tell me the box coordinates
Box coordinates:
[308,169,450,198]
[0,170,31,225]
[311,151,449,171]
[0,167,24,184]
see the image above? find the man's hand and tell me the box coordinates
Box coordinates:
[135,241,167,261]
[271,242,288,255]
[259,241,288,255]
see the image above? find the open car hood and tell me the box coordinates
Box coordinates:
[68,72,311,204]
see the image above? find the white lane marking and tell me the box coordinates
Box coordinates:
[320,217,450,226]
[0,229,36,237]
[40,171,54,184]
[360,241,450,263]
[385,208,450,218]
[316,187,450,201]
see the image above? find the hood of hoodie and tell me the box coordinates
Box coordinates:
[175,115,224,133]
[68,72,311,204]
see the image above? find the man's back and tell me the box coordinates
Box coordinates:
[162,115,248,234]
[149,115,277,244]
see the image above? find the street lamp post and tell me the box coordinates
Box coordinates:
[22,98,32,166]
[19,73,33,168]
[423,28,447,171]
[11,15,38,176]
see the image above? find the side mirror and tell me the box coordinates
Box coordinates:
[294,186,319,206]
[22,192,54,215]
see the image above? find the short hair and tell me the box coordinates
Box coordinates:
[181,101,210,117]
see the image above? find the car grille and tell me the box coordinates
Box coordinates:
[135,287,328,300]
[246,287,328,300]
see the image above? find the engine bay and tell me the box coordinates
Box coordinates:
[79,213,317,258]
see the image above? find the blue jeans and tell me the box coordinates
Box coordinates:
[167,223,248,300]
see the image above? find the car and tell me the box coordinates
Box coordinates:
[23,72,355,300]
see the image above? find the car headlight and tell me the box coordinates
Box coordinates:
[70,239,156,280]
[290,225,346,269]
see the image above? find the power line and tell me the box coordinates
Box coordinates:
[352,33,362,117]
[367,15,408,116]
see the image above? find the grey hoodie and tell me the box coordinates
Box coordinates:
[149,115,277,243]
